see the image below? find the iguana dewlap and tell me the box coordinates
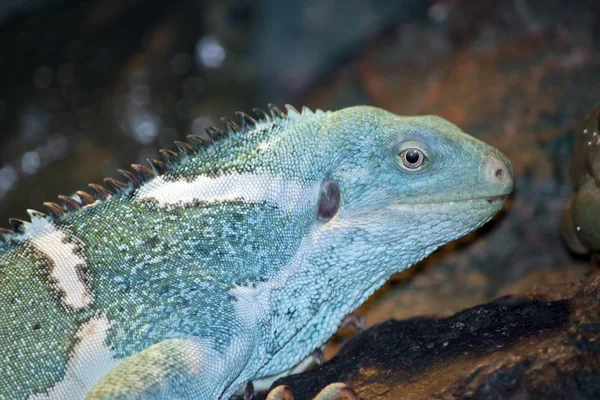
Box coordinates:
[0,105,513,399]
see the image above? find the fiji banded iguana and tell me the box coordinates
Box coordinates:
[0,105,513,399]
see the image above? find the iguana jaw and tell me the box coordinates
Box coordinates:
[391,192,509,206]
[385,193,510,216]
[483,194,509,203]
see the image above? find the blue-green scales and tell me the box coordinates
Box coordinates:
[0,105,513,399]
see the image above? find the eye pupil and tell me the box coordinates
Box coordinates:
[405,150,420,164]
[401,149,424,169]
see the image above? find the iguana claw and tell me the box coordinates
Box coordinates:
[310,348,325,365]
[339,313,366,334]
[266,385,294,400]
[266,383,358,400]
[313,383,358,400]
[244,381,255,400]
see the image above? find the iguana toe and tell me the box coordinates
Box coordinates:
[312,383,358,400]
[266,385,294,400]
[339,313,366,334]
[266,383,357,400]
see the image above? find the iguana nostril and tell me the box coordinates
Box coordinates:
[483,155,512,185]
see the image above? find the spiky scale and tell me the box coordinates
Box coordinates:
[147,158,168,175]
[8,218,26,233]
[130,164,155,182]
[284,104,301,120]
[174,141,195,156]
[103,178,127,193]
[25,210,47,224]
[117,169,140,186]
[159,149,180,165]
[88,183,111,200]
[205,126,225,141]
[76,190,97,205]
[186,134,212,149]
[252,108,271,123]
[58,195,82,212]
[268,103,287,120]
[43,201,64,218]
[221,117,240,133]
[0,227,12,240]
[235,111,258,128]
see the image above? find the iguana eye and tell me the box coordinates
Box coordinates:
[400,149,425,169]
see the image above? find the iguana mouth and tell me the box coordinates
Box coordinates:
[399,194,509,205]
[455,194,509,204]
[455,193,510,204]
[484,194,508,203]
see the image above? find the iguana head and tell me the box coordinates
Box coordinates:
[311,106,513,279]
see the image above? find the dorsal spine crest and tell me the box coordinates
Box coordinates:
[0,104,317,243]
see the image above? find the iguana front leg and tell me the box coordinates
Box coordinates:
[244,348,324,397]
[249,315,364,399]
[86,336,255,400]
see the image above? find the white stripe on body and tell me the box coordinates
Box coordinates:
[135,173,319,213]
[20,217,91,309]
[28,315,120,400]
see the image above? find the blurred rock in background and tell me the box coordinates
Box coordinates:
[562,106,600,255]
[0,0,599,384]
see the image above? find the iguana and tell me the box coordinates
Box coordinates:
[0,105,513,399]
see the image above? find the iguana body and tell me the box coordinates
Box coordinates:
[0,105,513,399]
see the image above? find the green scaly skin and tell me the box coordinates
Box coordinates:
[0,105,513,399]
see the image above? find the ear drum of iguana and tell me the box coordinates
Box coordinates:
[317,180,341,221]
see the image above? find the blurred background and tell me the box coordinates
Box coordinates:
[0,0,599,327]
